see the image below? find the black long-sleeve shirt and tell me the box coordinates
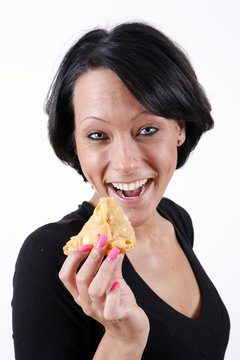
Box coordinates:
[12,198,230,359]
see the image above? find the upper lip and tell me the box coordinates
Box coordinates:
[110,179,148,191]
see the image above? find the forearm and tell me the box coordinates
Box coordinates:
[93,331,149,360]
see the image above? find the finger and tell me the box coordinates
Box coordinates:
[110,254,137,304]
[112,253,124,279]
[104,282,123,321]
[103,254,124,291]
[59,245,92,301]
[87,247,120,302]
[75,234,108,309]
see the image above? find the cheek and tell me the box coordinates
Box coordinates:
[76,145,108,185]
[77,148,98,166]
[147,141,178,172]
[77,148,97,176]
[164,145,178,166]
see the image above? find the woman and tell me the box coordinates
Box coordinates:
[12,22,230,359]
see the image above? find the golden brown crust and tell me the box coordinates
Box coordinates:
[63,197,136,255]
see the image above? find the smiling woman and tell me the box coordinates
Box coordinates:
[73,68,185,226]
[12,22,230,360]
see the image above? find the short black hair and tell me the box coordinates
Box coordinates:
[46,22,214,181]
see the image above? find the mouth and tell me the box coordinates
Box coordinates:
[109,178,151,200]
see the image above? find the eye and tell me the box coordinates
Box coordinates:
[137,126,158,136]
[88,132,108,141]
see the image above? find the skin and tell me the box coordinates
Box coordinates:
[73,68,185,228]
[59,68,201,359]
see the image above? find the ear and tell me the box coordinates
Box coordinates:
[176,120,186,146]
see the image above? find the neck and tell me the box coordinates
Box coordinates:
[133,210,168,245]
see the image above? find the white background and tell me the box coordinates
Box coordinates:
[1,0,239,358]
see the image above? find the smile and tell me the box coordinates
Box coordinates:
[110,179,150,199]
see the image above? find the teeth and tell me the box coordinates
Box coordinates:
[112,179,148,191]
[128,183,135,190]
[116,183,147,199]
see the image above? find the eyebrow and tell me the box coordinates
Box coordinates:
[81,110,151,123]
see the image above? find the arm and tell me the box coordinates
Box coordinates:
[59,234,150,360]
[12,229,99,359]
[93,331,148,360]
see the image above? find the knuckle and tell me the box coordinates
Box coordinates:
[76,273,86,291]
[88,285,105,300]
[89,249,102,261]
[73,294,82,306]
[81,303,93,317]
[76,273,86,288]
[88,288,99,300]
[58,269,67,283]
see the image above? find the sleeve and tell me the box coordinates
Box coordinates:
[12,225,104,360]
[159,198,194,248]
[174,203,194,248]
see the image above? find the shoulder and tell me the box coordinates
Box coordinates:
[12,201,102,358]
[158,197,194,247]
[13,201,94,322]
[14,201,94,275]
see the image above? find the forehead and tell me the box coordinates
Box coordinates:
[73,68,145,120]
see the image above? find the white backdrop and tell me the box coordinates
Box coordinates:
[1,0,239,358]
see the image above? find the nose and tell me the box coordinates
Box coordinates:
[111,136,141,174]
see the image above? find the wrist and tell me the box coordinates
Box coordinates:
[105,308,150,344]
[105,316,150,353]
[95,330,149,360]
[105,322,149,343]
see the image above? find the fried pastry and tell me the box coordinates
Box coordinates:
[63,197,136,255]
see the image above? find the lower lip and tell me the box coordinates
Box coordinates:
[108,179,152,204]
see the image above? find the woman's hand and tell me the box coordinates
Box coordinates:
[59,234,149,356]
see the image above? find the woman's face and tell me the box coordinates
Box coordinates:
[73,68,185,226]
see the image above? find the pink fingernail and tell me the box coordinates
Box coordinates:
[79,244,93,252]
[107,247,120,261]
[111,281,120,291]
[96,233,108,248]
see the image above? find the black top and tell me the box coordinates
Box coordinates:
[12,198,230,359]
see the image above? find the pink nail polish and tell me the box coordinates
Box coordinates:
[111,281,120,291]
[107,247,120,261]
[96,233,108,248]
[79,244,93,252]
